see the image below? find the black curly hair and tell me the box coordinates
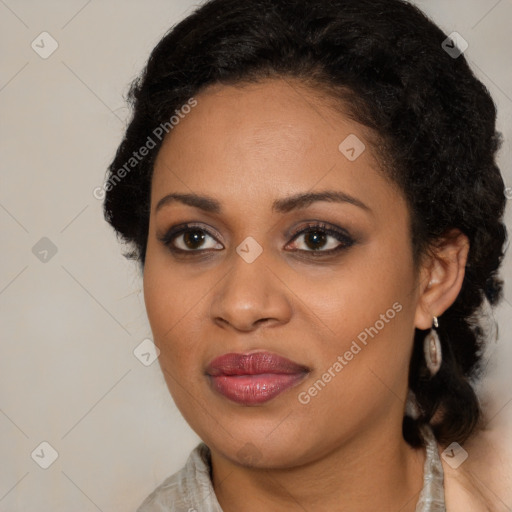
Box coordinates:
[103,0,507,447]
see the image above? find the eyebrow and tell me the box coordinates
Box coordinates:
[155,190,371,215]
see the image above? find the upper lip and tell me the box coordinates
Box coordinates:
[206,351,310,376]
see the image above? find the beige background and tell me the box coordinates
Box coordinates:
[1,0,511,510]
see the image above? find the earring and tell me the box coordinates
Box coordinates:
[424,316,442,376]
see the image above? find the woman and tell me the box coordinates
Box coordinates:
[103,0,509,509]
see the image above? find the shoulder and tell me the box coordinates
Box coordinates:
[136,471,182,512]
[136,443,218,512]
[440,425,512,512]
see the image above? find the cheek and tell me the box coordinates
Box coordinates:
[143,257,176,340]
[302,241,414,346]
[296,226,417,390]
[143,245,204,366]
[143,256,212,426]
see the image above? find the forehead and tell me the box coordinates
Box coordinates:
[150,78,398,215]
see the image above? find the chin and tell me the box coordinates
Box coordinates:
[201,417,317,468]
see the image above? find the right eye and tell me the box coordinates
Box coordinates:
[158,223,224,254]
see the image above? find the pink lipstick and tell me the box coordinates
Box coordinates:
[206,351,309,405]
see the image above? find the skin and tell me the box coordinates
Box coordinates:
[143,78,471,511]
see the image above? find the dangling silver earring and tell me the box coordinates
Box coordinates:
[424,316,442,376]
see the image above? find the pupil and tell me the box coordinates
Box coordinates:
[306,231,326,250]
[184,230,205,249]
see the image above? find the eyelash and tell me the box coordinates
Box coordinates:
[158,221,355,258]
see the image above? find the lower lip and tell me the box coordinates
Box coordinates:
[209,373,307,405]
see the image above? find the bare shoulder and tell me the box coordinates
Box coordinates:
[440,425,512,511]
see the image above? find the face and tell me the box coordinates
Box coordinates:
[143,78,421,468]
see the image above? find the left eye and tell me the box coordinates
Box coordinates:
[287,223,354,253]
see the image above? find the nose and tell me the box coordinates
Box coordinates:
[209,249,293,332]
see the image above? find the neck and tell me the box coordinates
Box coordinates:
[210,420,426,512]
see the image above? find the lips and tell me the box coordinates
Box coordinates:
[206,351,309,405]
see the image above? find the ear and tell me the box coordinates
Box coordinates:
[414,229,470,330]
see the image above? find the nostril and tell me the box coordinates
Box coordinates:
[255,318,273,325]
